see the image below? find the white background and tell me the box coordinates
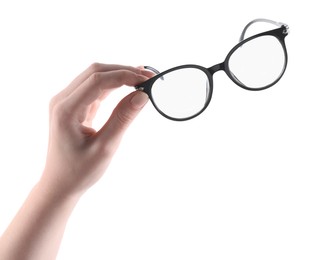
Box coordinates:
[0,1,313,259]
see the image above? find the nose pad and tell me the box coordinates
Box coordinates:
[230,72,245,86]
[206,78,210,104]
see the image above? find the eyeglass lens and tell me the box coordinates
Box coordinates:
[151,67,210,120]
[228,35,286,89]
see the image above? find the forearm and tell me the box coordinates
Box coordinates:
[0,177,81,260]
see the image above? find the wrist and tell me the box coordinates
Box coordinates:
[37,174,83,207]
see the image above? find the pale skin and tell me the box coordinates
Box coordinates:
[0,63,153,260]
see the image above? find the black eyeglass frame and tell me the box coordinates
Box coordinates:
[135,19,289,121]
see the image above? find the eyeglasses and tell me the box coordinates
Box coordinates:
[135,18,289,121]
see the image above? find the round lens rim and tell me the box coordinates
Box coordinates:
[224,27,288,91]
[145,64,214,121]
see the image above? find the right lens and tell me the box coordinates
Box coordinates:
[150,67,210,120]
[228,35,286,89]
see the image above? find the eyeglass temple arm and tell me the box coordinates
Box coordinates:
[239,18,289,42]
[144,66,164,80]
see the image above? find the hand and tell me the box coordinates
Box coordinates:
[41,63,151,197]
[0,63,153,260]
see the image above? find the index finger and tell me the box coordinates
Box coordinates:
[64,69,148,117]
[58,63,144,100]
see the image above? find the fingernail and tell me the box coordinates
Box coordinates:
[130,91,149,109]
[137,65,145,71]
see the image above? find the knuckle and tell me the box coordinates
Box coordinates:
[115,109,134,129]
[115,70,134,84]
[49,94,61,113]
[88,62,104,73]
[50,100,71,126]
[49,95,58,110]
[88,71,103,85]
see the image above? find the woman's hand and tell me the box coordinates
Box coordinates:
[41,63,151,197]
[0,63,152,260]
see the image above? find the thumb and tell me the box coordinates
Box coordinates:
[97,91,149,146]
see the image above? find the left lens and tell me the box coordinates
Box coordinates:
[151,67,210,120]
[227,35,286,89]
